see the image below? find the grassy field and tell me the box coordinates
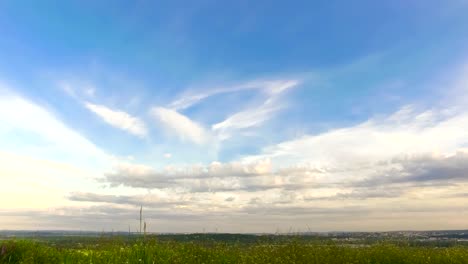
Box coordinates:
[1,235,468,264]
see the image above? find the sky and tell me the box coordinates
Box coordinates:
[1,1,468,233]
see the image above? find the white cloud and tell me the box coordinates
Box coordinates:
[85,102,147,137]
[150,107,209,144]
[164,153,172,158]
[243,105,468,169]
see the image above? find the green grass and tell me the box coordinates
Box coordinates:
[1,238,468,264]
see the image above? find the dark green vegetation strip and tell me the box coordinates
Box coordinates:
[1,239,468,264]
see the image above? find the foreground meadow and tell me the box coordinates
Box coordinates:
[1,236,468,264]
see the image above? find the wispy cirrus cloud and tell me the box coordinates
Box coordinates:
[211,80,299,140]
[150,107,209,144]
[85,102,147,137]
[212,97,283,140]
[168,80,297,110]
[169,79,297,110]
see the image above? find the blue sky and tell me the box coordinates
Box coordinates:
[1,1,468,232]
